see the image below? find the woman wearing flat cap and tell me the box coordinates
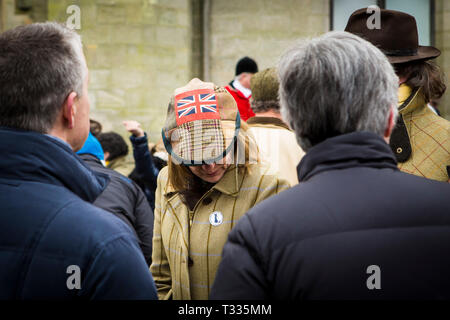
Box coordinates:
[150,78,290,300]
[345,8,450,182]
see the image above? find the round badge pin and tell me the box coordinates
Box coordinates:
[209,211,223,226]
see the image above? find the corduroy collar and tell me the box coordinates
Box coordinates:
[246,116,291,130]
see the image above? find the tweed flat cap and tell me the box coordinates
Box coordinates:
[162,78,241,165]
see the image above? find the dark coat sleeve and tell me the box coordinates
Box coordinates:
[210,214,270,300]
[129,133,159,189]
[133,184,154,266]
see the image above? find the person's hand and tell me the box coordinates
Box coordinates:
[123,120,145,138]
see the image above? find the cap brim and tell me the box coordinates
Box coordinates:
[387,46,441,64]
[162,116,241,166]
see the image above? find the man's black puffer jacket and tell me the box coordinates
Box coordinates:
[210,132,450,300]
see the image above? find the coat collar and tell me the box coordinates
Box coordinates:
[226,84,248,100]
[398,84,425,114]
[389,84,424,163]
[398,83,413,105]
[232,79,252,98]
[246,116,291,130]
[107,155,126,169]
[78,153,105,168]
[0,127,109,202]
[297,131,398,182]
[211,166,240,197]
[164,165,240,199]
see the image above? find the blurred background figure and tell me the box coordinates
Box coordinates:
[89,119,103,138]
[148,141,169,170]
[151,78,289,300]
[77,130,154,266]
[225,56,258,121]
[123,120,163,211]
[247,68,305,185]
[97,131,134,177]
[428,98,441,116]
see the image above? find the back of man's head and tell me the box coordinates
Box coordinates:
[278,31,398,151]
[97,132,129,161]
[235,56,258,76]
[0,22,86,133]
[250,68,280,113]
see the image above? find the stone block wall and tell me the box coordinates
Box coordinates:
[47,0,193,142]
[1,0,448,142]
[0,0,34,30]
[208,0,330,86]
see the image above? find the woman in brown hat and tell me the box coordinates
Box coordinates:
[150,78,290,300]
[345,8,450,182]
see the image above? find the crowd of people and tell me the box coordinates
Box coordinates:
[0,7,449,300]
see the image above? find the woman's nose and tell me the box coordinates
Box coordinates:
[202,163,216,171]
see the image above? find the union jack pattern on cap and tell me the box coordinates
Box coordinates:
[175,89,220,126]
[162,79,241,165]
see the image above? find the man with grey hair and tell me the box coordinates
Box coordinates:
[0,23,157,299]
[211,31,450,300]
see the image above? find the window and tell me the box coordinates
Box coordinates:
[331,0,434,45]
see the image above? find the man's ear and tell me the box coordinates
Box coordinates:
[63,92,78,129]
[384,106,396,142]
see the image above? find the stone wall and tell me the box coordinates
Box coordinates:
[1,0,448,142]
[1,0,34,30]
[46,0,193,143]
[208,0,330,85]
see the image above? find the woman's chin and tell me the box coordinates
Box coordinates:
[201,171,226,183]
[202,175,220,183]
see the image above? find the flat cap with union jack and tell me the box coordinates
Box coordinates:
[162,78,241,165]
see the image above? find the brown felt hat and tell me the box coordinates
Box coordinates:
[345,8,440,64]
